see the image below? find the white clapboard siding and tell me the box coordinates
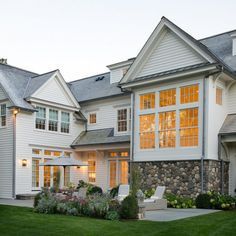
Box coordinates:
[33,77,73,106]
[82,95,131,135]
[110,68,123,84]
[138,30,206,78]
[0,99,13,198]
[15,108,84,195]
[227,83,236,114]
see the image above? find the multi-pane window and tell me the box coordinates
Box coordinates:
[44,159,51,187]
[88,153,96,183]
[159,89,176,107]
[61,112,70,133]
[180,108,198,147]
[139,114,155,149]
[64,167,70,186]
[159,111,176,148]
[32,149,41,155]
[117,109,127,132]
[0,104,6,127]
[180,84,199,104]
[216,87,223,105]
[35,106,46,130]
[44,150,61,157]
[32,159,40,188]
[140,93,155,110]
[49,109,58,131]
[89,113,96,124]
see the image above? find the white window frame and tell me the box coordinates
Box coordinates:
[61,111,70,133]
[137,79,201,152]
[88,112,97,125]
[48,109,59,132]
[116,107,131,134]
[35,106,46,130]
[0,103,6,128]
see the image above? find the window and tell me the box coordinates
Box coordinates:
[32,159,40,188]
[180,108,198,147]
[49,109,58,131]
[109,161,117,188]
[180,84,199,104]
[44,150,61,157]
[44,159,51,187]
[89,113,96,124]
[64,167,70,186]
[139,114,155,149]
[88,153,96,183]
[64,152,71,157]
[118,109,128,132]
[32,149,41,155]
[159,89,176,107]
[159,111,176,148]
[140,93,155,110]
[61,112,70,133]
[53,166,60,187]
[35,106,46,130]
[216,87,223,105]
[0,104,6,127]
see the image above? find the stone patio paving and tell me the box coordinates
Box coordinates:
[144,208,221,222]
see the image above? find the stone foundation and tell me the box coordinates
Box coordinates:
[135,160,229,198]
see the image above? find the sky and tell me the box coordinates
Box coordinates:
[0,0,236,82]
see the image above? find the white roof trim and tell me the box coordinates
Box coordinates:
[31,70,80,109]
[120,17,215,84]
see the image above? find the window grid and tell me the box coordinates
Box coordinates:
[89,113,97,124]
[36,106,46,130]
[61,112,70,133]
[88,153,96,183]
[32,159,40,188]
[49,109,58,131]
[216,87,223,105]
[118,109,127,132]
[159,111,176,148]
[140,93,155,110]
[180,108,199,147]
[180,84,199,104]
[139,114,155,149]
[0,104,6,127]
[159,89,176,107]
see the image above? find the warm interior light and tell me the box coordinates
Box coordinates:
[13,109,19,115]
[22,159,27,167]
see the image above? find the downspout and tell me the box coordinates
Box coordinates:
[12,112,17,199]
[130,92,135,185]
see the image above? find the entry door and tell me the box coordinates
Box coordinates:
[44,159,60,188]
[109,159,128,188]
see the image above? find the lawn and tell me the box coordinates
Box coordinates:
[0,205,236,236]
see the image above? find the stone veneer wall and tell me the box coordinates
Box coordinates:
[135,160,229,198]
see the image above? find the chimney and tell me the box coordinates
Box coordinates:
[231,32,236,56]
[0,58,7,64]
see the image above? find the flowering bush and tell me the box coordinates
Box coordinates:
[196,191,236,210]
[144,188,155,199]
[165,193,196,209]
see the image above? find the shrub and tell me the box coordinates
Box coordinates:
[196,193,212,209]
[166,193,196,209]
[34,188,50,208]
[87,186,103,195]
[110,185,119,198]
[108,199,120,212]
[105,211,120,220]
[120,195,138,219]
[35,194,58,214]
[144,188,155,199]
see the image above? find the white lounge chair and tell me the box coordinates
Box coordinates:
[117,184,130,202]
[143,186,167,210]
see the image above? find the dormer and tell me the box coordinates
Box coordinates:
[107,58,135,84]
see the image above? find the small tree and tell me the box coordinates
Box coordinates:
[130,163,141,197]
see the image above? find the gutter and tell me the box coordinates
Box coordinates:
[12,113,16,199]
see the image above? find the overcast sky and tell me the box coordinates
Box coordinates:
[0,0,235,81]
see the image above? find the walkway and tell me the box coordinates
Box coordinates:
[0,199,33,208]
[144,208,220,222]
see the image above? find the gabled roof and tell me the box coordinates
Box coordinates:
[219,114,236,135]
[24,70,58,98]
[71,128,130,147]
[68,72,127,103]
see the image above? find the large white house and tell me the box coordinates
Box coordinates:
[1,17,236,199]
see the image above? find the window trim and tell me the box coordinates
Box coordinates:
[216,86,223,105]
[61,111,70,133]
[35,106,46,130]
[89,112,97,125]
[116,107,131,134]
[0,103,7,128]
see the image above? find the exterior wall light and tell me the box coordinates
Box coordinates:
[22,159,27,167]
[13,109,19,115]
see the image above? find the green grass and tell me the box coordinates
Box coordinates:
[0,205,236,236]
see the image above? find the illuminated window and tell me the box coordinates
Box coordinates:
[32,158,40,188]
[120,152,129,157]
[159,89,176,107]
[49,109,58,131]
[119,160,128,185]
[88,153,96,183]
[53,151,61,157]
[140,93,155,110]
[110,152,118,157]
[44,150,61,157]
[89,113,97,124]
[0,104,6,127]
[109,161,117,188]
[180,84,199,104]
[44,159,51,187]
[180,108,198,147]
[216,87,223,105]
[117,109,127,132]
[53,166,60,187]
[35,106,46,130]
[32,149,41,155]
[64,152,71,157]
[64,167,70,186]
[61,112,70,133]
[159,111,176,148]
[139,114,155,149]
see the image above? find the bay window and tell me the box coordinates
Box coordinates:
[140,93,155,110]
[159,89,176,107]
[35,106,46,130]
[61,112,70,133]
[49,109,58,131]
[180,84,199,104]
[139,114,155,149]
